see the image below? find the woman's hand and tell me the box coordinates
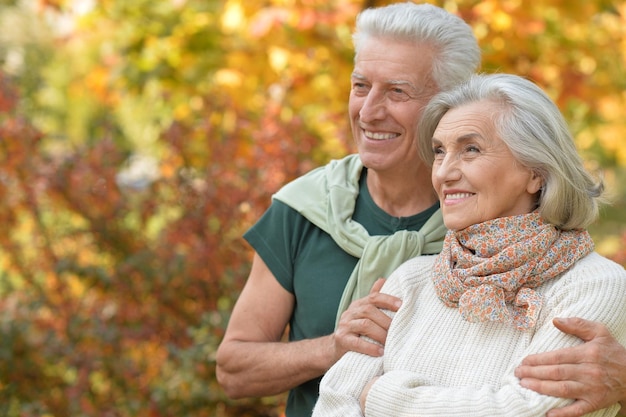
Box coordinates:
[360,376,380,413]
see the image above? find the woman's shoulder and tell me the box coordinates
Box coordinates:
[571,251,626,276]
[397,254,438,273]
[383,254,439,293]
[541,251,626,336]
[548,251,626,295]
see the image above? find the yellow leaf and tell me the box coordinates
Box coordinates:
[222,0,246,34]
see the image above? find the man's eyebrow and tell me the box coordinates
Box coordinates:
[352,73,420,91]
[350,73,427,99]
[389,79,420,92]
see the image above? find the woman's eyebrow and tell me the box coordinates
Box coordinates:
[431,133,484,146]
[455,133,483,142]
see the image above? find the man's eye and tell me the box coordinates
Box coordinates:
[351,84,369,97]
[432,146,444,155]
[352,83,369,93]
[389,88,411,102]
[352,81,369,89]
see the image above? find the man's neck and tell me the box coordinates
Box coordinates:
[366,167,438,218]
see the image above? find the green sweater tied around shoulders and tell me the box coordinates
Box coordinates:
[273,154,447,327]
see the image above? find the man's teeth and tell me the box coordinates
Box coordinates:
[365,131,397,140]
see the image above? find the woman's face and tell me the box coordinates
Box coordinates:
[349,37,438,175]
[431,100,543,231]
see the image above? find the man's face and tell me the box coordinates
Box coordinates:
[349,37,438,175]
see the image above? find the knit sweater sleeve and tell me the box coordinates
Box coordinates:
[363,253,626,417]
[312,350,384,417]
[312,258,412,417]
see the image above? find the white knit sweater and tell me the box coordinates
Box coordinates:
[313,252,626,417]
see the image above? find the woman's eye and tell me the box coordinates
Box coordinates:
[465,145,480,153]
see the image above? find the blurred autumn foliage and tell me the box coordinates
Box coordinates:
[0,0,624,416]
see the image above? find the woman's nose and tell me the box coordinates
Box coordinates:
[434,154,461,182]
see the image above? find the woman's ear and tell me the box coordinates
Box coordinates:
[527,170,543,195]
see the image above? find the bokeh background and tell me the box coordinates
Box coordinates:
[0,0,625,416]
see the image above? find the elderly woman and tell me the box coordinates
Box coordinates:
[312,74,626,417]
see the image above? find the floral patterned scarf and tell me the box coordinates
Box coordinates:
[433,212,594,330]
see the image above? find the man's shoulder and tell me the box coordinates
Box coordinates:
[276,154,360,192]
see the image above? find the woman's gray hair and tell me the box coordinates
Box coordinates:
[353,2,480,91]
[418,73,605,230]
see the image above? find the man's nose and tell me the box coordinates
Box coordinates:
[359,90,387,122]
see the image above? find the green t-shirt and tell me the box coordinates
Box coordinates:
[244,170,439,417]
